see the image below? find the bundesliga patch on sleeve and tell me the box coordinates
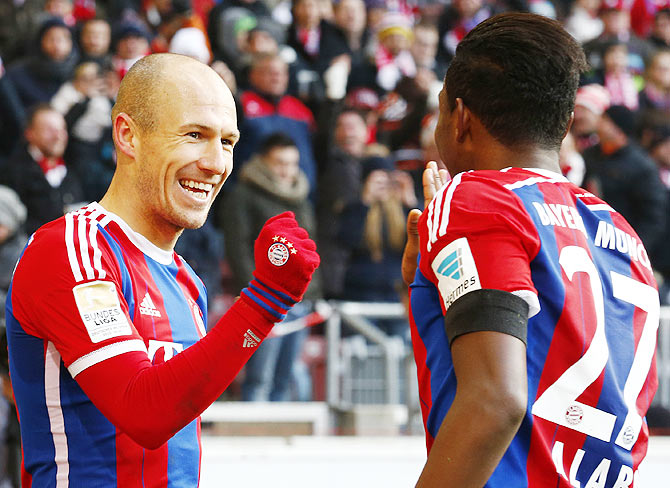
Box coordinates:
[431,237,481,310]
[73,281,132,343]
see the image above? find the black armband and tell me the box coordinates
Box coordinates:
[444,289,529,346]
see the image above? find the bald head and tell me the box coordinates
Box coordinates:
[112,53,232,134]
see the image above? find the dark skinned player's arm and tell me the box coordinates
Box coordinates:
[417,331,527,487]
[417,291,529,488]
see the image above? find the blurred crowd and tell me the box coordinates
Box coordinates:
[1,0,670,469]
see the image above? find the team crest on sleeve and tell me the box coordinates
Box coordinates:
[431,237,481,310]
[72,281,132,343]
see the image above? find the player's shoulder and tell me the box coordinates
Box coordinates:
[427,168,531,220]
[16,204,114,278]
[420,168,553,255]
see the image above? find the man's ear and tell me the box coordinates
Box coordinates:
[563,112,575,140]
[455,98,471,143]
[112,112,139,160]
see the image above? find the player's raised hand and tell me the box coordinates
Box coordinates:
[423,160,450,208]
[401,161,451,286]
[241,212,320,322]
[253,211,320,300]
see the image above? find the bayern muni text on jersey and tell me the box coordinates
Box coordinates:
[409,167,659,488]
[6,202,209,488]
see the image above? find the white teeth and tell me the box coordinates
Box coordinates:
[183,188,208,200]
[180,180,213,193]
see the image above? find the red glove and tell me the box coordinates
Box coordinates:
[240,212,320,323]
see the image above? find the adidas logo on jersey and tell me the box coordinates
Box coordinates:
[139,293,161,317]
[243,329,260,348]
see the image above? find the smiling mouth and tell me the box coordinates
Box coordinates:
[179,179,214,200]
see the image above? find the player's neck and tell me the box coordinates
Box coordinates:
[99,192,180,252]
[475,140,562,175]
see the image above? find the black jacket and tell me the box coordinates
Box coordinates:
[583,142,667,250]
[0,145,84,234]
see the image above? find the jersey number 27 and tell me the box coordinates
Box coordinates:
[531,245,659,450]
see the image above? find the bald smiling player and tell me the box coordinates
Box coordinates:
[6,54,319,487]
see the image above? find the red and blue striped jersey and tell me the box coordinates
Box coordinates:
[409,167,659,487]
[6,202,208,488]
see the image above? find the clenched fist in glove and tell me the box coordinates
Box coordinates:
[240,212,320,323]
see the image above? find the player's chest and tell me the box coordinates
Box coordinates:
[122,263,206,358]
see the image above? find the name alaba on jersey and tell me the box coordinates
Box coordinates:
[409,167,659,488]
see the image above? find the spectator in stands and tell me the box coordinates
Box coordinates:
[222,133,320,401]
[410,21,447,82]
[316,108,384,298]
[45,0,76,27]
[374,12,416,93]
[236,53,317,190]
[78,18,112,67]
[328,0,377,92]
[207,0,273,64]
[0,104,84,234]
[639,48,670,111]
[332,0,370,56]
[649,8,670,48]
[4,17,78,113]
[111,21,152,80]
[288,0,347,73]
[583,105,667,250]
[571,83,611,152]
[51,62,114,202]
[437,0,493,65]
[338,157,415,338]
[564,0,603,43]
[587,41,639,110]
[583,0,653,75]
[639,113,670,303]
[150,0,212,61]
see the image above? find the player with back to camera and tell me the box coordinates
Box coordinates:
[402,13,659,488]
[5,53,319,487]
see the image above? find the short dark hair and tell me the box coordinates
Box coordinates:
[445,13,588,150]
[260,132,297,155]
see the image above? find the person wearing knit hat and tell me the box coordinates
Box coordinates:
[603,103,637,136]
[374,11,416,91]
[582,103,667,249]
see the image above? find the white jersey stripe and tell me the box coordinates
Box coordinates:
[77,215,95,281]
[68,339,148,377]
[98,214,112,228]
[64,213,84,283]
[430,184,445,251]
[85,209,107,280]
[584,203,615,212]
[427,172,464,252]
[437,172,463,242]
[45,342,70,487]
[425,192,435,253]
[503,175,565,191]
